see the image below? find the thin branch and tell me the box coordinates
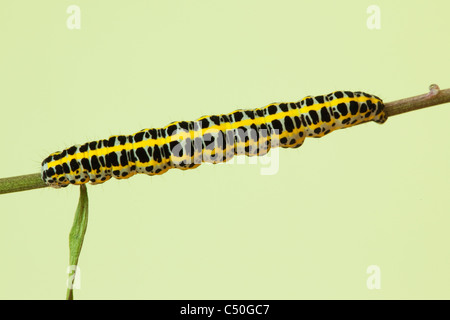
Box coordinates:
[384,84,449,117]
[1,84,449,195]
[0,173,47,195]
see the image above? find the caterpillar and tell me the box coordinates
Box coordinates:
[41,91,387,188]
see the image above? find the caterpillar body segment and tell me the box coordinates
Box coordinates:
[41,91,386,188]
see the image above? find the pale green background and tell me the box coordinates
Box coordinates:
[0,0,449,299]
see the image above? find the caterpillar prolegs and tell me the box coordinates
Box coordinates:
[41,91,387,188]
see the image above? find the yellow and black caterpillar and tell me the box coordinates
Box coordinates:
[41,91,387,188]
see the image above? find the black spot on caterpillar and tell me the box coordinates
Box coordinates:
[41,91,387,188]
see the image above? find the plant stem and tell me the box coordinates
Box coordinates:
[0,84,449,195]
[384,84,449,117]
[0,173,47,194]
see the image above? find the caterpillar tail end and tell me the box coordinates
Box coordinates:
[41,155,69,189]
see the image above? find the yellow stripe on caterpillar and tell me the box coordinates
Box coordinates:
[41,90,386,188]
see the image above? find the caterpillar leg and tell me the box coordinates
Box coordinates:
[373,112,387,124]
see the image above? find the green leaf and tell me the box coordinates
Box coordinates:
[66,184,89,300]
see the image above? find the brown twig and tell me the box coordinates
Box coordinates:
[0,84,449,195]
[385,84,449,117]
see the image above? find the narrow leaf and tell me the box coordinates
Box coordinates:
[66,184,89,300]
